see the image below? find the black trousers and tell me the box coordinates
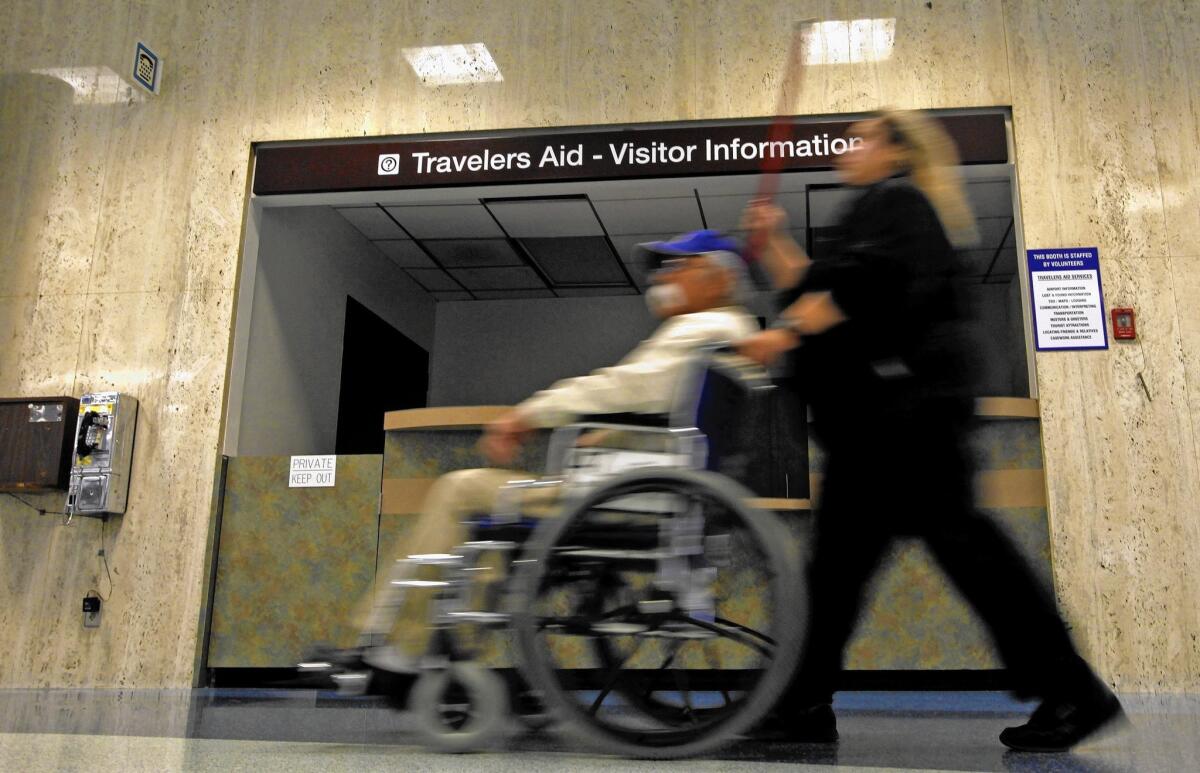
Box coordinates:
[778,403,1095,710]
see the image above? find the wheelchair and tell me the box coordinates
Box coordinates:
[375,347,805,758]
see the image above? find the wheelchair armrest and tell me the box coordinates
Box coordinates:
[576,412,672,428]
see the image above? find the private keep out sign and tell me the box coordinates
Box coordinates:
[289,455,336,487]
[1027,247,1108,351]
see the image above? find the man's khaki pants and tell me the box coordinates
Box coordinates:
[357,467,560,657]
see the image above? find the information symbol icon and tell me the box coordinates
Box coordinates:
[377,153,400,175]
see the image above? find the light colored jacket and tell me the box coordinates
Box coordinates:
[516,307,759,428]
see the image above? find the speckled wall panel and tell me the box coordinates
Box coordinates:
[378,419,1051,671]
[2,0,1197,689]
[207,455,382,668]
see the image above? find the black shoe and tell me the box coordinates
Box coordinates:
[999,689,1127,752]
[751,703,839,743]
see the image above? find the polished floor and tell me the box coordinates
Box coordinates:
[0,688,1195,772]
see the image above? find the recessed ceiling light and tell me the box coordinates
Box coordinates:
[401,43,503,86]
[31,66,144,104]
[802,19,896,65]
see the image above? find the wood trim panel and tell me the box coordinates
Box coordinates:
[383,406,512,431]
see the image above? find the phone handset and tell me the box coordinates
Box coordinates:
[75,410,105,458]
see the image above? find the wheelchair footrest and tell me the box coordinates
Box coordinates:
[444,611,509,626]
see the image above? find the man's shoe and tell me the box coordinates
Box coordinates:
[751,703,839,743]
[298,643,369,672]
[999,689,1127,752]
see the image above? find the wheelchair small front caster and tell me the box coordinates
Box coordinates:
[411,662,509,753]
[513,688,556,733]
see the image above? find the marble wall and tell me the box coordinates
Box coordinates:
[1,0,1197,690]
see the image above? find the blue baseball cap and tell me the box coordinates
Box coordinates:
[635,229,753,306]
[636,229,742,258]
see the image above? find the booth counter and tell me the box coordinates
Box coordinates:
[207,399,1050,677]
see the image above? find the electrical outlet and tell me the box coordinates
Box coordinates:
[82,596,101,628]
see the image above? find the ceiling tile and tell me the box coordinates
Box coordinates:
[431,291,474,301]
[487,198,603,238]
[700,191,807,232]
[607,233,677,265]
[424,239,523,267]
[472,289,557,300]
[405,269,463,292]
[965,179,1013,220]
[621,261,651,289]
[334,206,407,239]
[556,287,639,297]
[592,197,704,235]
[384,204,504,238]
[806,188,858,228]
[449,266,545,290]
[977,217,1013,250]
[958,249,996,277]
[375,240,436,268]
[988,248,1018,276]
[521,237,629,286]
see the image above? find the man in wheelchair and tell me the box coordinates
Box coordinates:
[304,230,760,685]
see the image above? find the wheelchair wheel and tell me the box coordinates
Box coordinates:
[410,662,509,753]
[513,468,803,759]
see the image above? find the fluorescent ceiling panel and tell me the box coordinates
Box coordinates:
[401,43,503,86]
[375,240,436,268]
[334,207,407,239]
[425,239,522,268]
[450,266,544,290]
[521,237,627,286]
[487,199,603,238]
[802,18,896,65]
[384,204,504,238]
[592,197,704,235]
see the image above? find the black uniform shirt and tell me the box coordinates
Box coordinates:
[781,175,979,443]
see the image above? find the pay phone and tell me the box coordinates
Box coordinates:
[66,392,138,518]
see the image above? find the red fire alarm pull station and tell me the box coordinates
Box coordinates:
[1111,308,1136,340]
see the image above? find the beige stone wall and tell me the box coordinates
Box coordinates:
[1,0,1196,690]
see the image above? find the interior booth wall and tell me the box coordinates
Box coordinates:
[1,0,1197,692]
[233,206,434,456]
[429,296,653,407]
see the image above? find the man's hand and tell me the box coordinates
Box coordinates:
[786,291,847,335]
[478,411,533,466]
[737,328,799,367]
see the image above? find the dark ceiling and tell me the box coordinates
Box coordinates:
[332,171,1017,302]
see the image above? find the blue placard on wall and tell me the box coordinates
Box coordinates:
[1027,247,1108,351]
[133,42,160,94]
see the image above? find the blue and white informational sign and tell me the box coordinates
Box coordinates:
[1027,247,1108,351]
[132,42,160,94]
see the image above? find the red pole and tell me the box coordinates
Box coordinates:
[745,20,813,261]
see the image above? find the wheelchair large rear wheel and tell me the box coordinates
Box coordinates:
[513,468,804,759]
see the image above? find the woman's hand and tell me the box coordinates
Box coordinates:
[478,411,533,466]
[785,291,848,335]
[741,198,811,290]
[737,328,799,367]
[741,198,788,235]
